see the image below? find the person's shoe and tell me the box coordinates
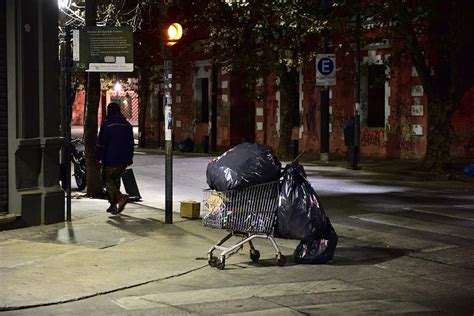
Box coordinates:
[106,206,118,215]
[117,194,129,213]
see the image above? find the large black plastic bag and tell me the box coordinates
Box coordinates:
[275,161,327,241]
[294,219,338,264]
[206,142,281,191]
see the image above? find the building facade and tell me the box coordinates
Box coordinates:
[143,37,474,161]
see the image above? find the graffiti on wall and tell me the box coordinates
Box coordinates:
[361,129,385,147]
[305,102,318,137]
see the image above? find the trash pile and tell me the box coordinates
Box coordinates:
[206,142,281,191]
[203,142,338,264]
[276,161,338,264]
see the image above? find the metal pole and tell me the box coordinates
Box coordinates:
[320,0,331,162]
[65,26,72,221]
[353,8,361,169]
[164,59,173,224]
[320,34,330,162]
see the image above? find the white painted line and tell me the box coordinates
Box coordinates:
[112,280,363,311]
[454,204,474,209]
[421,245,458,253]
[350,213,474,241]
[333,223,456,252]
[411,208,474,221]
[224,299,436,315]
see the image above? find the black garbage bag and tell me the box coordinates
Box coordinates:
[178,137,194,153]
[206,142,281,191]
[275,161,327,241]
[294,219,338,264]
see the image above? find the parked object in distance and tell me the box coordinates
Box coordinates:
[178,137,194,153]
[464,164,474,177]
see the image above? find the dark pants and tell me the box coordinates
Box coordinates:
[347,145,359,169]
[103,166,126,205]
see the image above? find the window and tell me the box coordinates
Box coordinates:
[195,78,209,123]
[367,64,385,128]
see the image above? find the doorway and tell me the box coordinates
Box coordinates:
[229,74,255,147]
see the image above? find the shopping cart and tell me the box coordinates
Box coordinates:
[202,181,286,270]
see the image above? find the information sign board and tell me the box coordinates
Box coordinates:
[73,26,134,72]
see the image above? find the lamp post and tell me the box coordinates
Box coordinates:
[163,22,183,224]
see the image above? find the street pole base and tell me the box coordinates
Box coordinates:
[350,146,360,170]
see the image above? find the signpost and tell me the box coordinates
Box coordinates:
[65,26,72,222]
[316,53,336,161]
[164,60,173,224]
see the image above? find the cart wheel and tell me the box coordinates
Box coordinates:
[250,249,260,262]
[276,254,286,267]
[216,258,225,270]
[208,256,218,267]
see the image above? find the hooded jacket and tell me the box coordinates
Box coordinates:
[95,112,134,167]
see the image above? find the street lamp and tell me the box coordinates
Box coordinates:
[166,23,183,46]
[114,82,122,92]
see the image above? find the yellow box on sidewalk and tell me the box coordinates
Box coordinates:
[180,200,201,219]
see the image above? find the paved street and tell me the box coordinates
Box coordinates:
[2,152,474,315]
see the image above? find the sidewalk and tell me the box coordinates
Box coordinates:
[0,199,218,311]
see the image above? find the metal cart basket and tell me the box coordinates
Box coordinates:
[202,181,285,269]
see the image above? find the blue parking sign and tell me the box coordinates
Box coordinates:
[316,54,336,86]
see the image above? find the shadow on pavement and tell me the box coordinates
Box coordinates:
[106,213,165,237]
[332,246,407,266]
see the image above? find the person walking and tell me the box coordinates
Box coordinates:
[95,102,134,214]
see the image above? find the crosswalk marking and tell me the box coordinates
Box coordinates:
[411,208,474,221]
[333,223,456,252]
[350,213,474,240]
[454,204,474,209]
[112,280,363,311]
[223,299,436,315]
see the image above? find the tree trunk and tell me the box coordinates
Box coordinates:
[138,68,150,148]
[84,0,103,197]
[84,72,102,197]
[396,2,458,171]
[276,66,293,159]
[422,96,451,170]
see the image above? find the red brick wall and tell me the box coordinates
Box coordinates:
[150,40,474,160]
